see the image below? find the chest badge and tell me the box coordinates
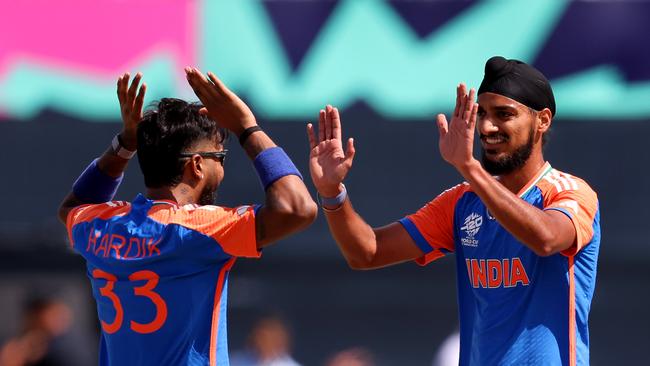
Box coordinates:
[460,212,482,247]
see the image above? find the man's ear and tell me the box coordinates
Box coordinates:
[538,108,552,134]
[182,155,204,184]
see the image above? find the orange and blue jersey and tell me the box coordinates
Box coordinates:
[399,162,600,366]
[66,194,261,366]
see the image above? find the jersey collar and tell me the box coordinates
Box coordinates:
[516,162,552,198]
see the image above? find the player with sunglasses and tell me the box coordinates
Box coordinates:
[58,69,317,366]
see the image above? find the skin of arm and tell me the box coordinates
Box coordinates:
[185,68,317,249]
[436,85,576,257]
[57,72,146,224]
[454,160,575,256]
[309,84,577,270]
[307,105,424,269]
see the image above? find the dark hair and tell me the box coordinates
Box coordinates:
[137,98,228,188]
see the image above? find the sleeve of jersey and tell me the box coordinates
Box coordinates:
[543,179,599,256]
[65,204,95,247]
[194,205,261,258]
[400,185,464,266]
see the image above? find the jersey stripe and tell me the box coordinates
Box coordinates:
[210,258,236,366]
[568,255,577,366]
[559,171,579,190]
[544,175,564,192]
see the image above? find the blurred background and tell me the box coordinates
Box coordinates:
[1,0,649,365]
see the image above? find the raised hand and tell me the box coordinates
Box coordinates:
[437,84,479,171]
[185,67,257,135]
[116,72,146,150]
[306,105,355,197]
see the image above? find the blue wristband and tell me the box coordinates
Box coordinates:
[319,184,347,210]
[72,158,123,203]
[253,147,303,190]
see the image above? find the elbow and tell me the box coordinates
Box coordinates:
[345,249,377,271]
[348,258,373,270]
[57,205,68,225]
[532,245,555,257]
[530,231,560,257]
[273,196,318,230]
[293,198,318,228]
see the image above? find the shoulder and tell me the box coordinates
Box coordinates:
[68,201,131,226]
[147,203,256,235]
[435,182,472,201]
[537,168,597,197]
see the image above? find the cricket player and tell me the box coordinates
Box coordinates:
[307,56,600,365]
[58,68,317,365]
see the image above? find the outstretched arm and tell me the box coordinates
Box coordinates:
[57,73,146,223]
[437,84,575,256]
[185,68,317,249]
[307,106,424,269]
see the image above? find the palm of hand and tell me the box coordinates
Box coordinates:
[437,84,478,169]
[439,115,474,165]
[310,138,349,189]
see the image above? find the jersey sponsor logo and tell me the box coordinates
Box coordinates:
[465,258,530,288]
[460,212,483,247]
[86,229,162,259]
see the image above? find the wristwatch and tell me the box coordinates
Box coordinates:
[111,134,137,159]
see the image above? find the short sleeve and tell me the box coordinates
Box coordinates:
[65,202,131,248]
[66,204,94,246]
[541,172,599,256]
[401,184,468,266]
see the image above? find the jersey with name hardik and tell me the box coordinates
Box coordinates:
[66,194,260,366]
[399,162,600,366]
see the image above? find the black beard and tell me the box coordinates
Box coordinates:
[481,131,534,175]
[198,184,218,205]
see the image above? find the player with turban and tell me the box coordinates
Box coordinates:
[307,56,601,365]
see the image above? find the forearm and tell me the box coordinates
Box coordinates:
[246,130,317,246]
[96,149,129,179]
[322,198,378,267]
[58,133,132,223]
[458,161,568,255]
[241,129,276,159]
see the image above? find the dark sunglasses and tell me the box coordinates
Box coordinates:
[178,149,228,164]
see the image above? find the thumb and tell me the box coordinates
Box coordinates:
[436,114,449,137]
[199,107,209,116]
[344,138,356,166]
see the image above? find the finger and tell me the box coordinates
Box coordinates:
[116,75,125,105]
[344,138,356,168]
[463,88,476,122]
[457,83,467,118]
[453,84,462,117]
[318,109,326,142]
[331,107,342,141]
[199,107,209,115]
[128,72,142,103]
[306,123,317,149]
[468,103,478,131]
[133,83,147,118]
[185,67,208,98]
[207,72,231,98]
[117,73,129,105]
[436,114,449,137]
[325,105,333,140]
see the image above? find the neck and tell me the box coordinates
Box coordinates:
[496,151,546,195]
[146,183,198,206]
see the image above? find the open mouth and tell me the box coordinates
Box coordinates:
[481,134,508,147]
